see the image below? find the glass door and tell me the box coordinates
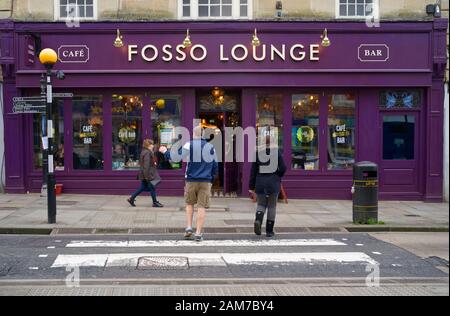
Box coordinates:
[379,112,420,193]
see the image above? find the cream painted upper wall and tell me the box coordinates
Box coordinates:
[0,0,444,21]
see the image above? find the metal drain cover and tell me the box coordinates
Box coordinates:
[137,256,189,270]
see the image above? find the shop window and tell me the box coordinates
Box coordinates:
[56,0,97,20]
[337,0,378,19]
[33,99,65,171]
[72,96,103,170]
[292,95,320,170]
[112,95,143,171]
[383,115,415,160]
[328,94,356,170]
[151,95,182,170]
[178,0,251,19]
[256,94,284,150]
[380,90,421,109]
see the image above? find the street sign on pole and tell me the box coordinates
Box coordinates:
[12,97,46,114]
[52,93,73,98]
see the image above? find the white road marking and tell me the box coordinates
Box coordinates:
[66,239,347,248]
[372,252,382,255]
[39,255,48,258]
[47,246,56,249]
[356,244,364,247]
[51,252,378,268]
[29,267,39,270]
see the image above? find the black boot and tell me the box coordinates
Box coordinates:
[254,211,264,236]
[127,198,136,207]
[266,220,275,238]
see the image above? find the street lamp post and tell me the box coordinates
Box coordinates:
[39,48,58,224]
[40,74,48,197]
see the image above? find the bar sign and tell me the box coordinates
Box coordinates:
[358,44,390,62]
[25,36,36,67]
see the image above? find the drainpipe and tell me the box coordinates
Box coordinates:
[0,81,4,193]
[445,83,449,202]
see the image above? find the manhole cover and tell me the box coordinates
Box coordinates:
[137,256,189,270]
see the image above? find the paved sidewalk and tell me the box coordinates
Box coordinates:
[0,194,448,232]
[0,283,448,296]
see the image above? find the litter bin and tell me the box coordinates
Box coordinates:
[352,162,378,224]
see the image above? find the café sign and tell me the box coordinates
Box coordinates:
[58,45,90,63]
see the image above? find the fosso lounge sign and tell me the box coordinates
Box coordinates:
[127,43,321,63]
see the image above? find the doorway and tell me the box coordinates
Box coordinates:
[197,89,241,197]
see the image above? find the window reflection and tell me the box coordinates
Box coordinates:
[112,95,143,171]
[383,115,415,160]
[292,94,320,170]
[256,94,283,150]
[328,94,356,170]
[72,96,104,170]
[151,95,182,170]
[33,99,65,171]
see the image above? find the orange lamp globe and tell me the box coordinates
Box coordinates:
[39,48,58,66]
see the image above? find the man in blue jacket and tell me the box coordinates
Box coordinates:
[160,126,218,242]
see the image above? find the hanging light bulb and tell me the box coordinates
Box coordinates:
[252,28,261,47]
[321,28,331,47]
[212,87,221,98]
[114,29,124,48]
[183,29,192,48]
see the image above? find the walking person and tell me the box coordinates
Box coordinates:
[160,126,218,242]
[127,139,164,208]
[249,135,287,237]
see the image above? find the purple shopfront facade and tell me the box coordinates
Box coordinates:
[0,19,447,201]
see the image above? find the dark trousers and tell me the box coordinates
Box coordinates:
[131,180,157,203]
[256,193,278,222]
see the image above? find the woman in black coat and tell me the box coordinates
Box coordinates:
[249,137,287,237]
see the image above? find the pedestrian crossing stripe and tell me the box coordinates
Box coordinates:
[51,252,378,268]
[66,239,347,248]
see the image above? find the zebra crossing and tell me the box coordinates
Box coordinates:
[48,237,380,270]
[0,233,444,282]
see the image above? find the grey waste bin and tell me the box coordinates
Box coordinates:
[353,161,378,224]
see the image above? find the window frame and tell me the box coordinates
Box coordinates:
[178,0,253,20]
[335,0,379,20]
[54,0,98,21]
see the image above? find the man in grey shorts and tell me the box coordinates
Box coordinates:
[160,126,218,242]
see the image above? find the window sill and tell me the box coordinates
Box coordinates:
[178,17,251,21]
[336,16,377,20]
[54,17,98,22]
